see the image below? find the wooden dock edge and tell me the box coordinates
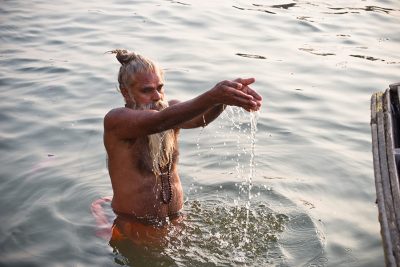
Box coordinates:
[371,82,400,267]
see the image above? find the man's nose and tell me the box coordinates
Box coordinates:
[152,90,161,101]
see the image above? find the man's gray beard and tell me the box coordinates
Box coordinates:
[135,100,175,175]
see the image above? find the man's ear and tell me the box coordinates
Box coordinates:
[120,88,128,99]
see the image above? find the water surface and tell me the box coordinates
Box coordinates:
[1,0,399,266]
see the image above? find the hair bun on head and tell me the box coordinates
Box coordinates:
[108,49,137,65]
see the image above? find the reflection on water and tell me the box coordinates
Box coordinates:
[326,5,398,14]
[166,0,190,6]
[235,53,267,60]
[350,54,400,64]
[270,3,297,10]
[233,2,400,16]
[299,48,336,57]
[232,5,276,14]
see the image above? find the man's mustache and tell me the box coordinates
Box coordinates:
[138,100,169,111]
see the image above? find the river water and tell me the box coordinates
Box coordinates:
[1,0,399,266]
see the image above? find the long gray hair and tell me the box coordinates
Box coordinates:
[108,49,163,91]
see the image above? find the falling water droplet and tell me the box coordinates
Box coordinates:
[243,110,259,243]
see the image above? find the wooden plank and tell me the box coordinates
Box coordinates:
[380,90,400,265]
[378,92,399,265]
[371,93,397,266]
[389,82,400,104]
[388,83,400,150]
[389,82,400,91]
[384,90,400,264]
[385,91,400,229]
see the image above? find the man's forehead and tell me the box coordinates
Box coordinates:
[135,71,163,85]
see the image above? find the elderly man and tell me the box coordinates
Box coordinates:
[103,50,262,231]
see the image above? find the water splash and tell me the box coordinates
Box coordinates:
[221,107,260,248]
[243,111,259,244]
[196,125,204,156]
[164,191,289,266]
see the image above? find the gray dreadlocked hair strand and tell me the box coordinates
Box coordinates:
[107,49,163,91]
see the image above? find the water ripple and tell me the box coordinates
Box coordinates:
[235,53,267,59]
[232,5,276,15]
[1,0,397,265]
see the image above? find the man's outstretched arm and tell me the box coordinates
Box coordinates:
[104,78,262,138]
[173,78,262,129]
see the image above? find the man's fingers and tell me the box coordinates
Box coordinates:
[232,78,262,102]
[234,77,255,86]
[221,80,243,90]
[230,87,253,100]
[232,95,258,109]
[228,87,259,108]
[221,85,252,99]
[246,86,263,101]
[218,79,261,110]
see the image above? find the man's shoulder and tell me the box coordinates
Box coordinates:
[104,108,139,144]
[105,107,125,119]
[104,107,128,130]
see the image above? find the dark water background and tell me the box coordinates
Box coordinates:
[1,0,399,266]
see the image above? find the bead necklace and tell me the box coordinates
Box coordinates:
[159,160,172,204]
